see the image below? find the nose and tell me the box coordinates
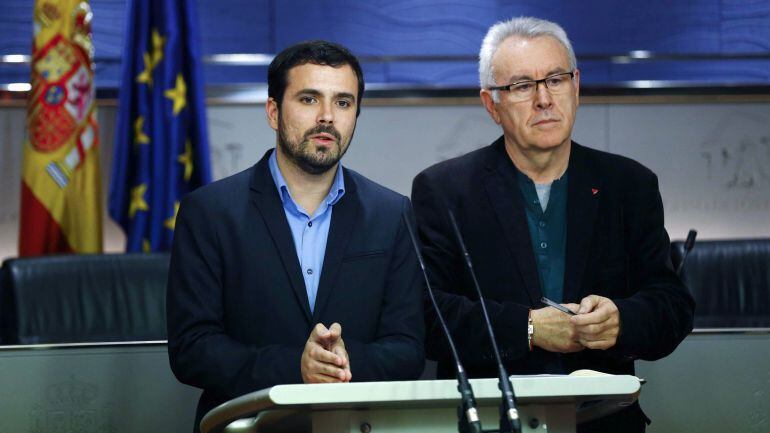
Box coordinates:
[534,82,553,110]
[317,100,334,124]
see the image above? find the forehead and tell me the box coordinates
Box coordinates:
[492,35,570,79]
[285,63,358,95]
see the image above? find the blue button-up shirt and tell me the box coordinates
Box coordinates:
[268,151,346,313]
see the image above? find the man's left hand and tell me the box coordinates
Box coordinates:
[570,295,621,350]
[301,323,352,383]
[325,323,352,382]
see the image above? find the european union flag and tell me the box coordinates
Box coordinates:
[109,0,212,252]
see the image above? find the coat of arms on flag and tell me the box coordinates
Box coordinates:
[19,0,102,256]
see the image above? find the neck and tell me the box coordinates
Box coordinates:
[504,139,571,184]
[275,147,337,216]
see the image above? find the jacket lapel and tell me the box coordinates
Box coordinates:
[482,139,542,305]
[312,169,359,321]
[563,142,601,303]
[249,150,312,323]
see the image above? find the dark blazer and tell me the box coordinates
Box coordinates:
[167,150,425,430]
[412,138,694,430]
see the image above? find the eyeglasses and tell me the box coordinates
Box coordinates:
[488,71,575,101]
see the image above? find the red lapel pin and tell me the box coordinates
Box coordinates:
[591,188,599,195]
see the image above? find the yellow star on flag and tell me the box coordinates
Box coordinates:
[178,139,193,181]
[129,183,150,217]
[134,116,150,145]
[142,239,152,253]
[164,73,187,115]
[136,52,154,87]
[164,201,180,230]
[151,29,166,66]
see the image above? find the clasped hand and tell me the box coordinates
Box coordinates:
[531,295,620,352]
[301,322,352,383]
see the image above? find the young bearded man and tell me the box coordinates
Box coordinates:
[167,40,424,432]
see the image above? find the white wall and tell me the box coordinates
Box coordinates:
[2,99,770,260]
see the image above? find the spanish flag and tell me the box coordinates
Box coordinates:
[18,0,102,256]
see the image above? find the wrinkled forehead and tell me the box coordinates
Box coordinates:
[491,35,571,81]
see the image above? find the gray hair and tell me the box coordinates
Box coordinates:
[479,17,577,102]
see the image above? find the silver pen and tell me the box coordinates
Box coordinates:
[541,296,576,316]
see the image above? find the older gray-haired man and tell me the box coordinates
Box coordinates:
[412,16,694,432]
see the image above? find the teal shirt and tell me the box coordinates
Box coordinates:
[515,168,568,302]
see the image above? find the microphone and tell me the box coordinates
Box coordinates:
[402,213,483,433]
[447,211,522,433]
[676,229,698,276]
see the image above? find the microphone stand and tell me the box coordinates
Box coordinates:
[402,213,483,433]
[676,229,697,276]
[448,211,522,433]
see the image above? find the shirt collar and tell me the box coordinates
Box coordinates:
[325,162,346,206]
[512,163,569,186]
[268,149,346,211]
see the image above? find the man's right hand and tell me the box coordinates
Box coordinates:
[530,305,584,353]
[301,323,352,383]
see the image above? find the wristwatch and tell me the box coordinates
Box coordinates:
[527,309,534,351]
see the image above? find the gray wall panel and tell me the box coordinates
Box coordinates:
[0,344,199,433]
[636,332,770,432]
[1,100,769,259]
[608,103,770,240]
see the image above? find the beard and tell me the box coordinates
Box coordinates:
[277,114,353,176]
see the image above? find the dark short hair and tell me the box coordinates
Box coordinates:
[268,40,365,116]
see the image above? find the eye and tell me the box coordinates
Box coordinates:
[512,82,534,93]
[546,75,567,87]
[299,95,317,104]
[337,99,353,108]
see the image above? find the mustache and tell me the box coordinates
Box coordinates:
[304,124,341,141]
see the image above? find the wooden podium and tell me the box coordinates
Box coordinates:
[201,372,641,433]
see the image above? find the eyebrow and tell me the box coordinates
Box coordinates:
[294,88,357,102]
[295,88,321,98]
[335,92,356,103]
[505,67,570,83]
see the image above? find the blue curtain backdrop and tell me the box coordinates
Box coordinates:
[2,1,770,87]
[109,0,212,252]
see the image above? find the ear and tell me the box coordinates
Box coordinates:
[480,89,501,125]
[572,69,581,107]
[265,97,279,131]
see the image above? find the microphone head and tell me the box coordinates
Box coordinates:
[684,229,697,251]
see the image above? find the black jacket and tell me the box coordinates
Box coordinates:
[412,138,694,430]
[167,150,425,431]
